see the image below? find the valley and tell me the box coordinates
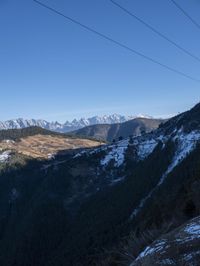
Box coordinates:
[0,103,200,265]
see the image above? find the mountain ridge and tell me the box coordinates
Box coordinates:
[0,114,155,133]
[72,117,165,141]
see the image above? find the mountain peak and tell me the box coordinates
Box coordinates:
[0,114,155,133]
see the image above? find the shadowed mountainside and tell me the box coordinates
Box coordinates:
[0,104,200,265]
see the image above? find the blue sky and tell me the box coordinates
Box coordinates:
[0,0,200,122]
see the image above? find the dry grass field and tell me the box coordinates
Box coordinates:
[0,134,101,159]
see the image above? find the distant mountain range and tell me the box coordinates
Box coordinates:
[73,117,165,141]
[0,114,153,133]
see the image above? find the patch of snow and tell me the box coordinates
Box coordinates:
[73,150,87,158]
[137,139,158,160]
[135,240,167,261]
[47,153,55,160]
[101,140,129,167]
[3,139,15,144]
[184,223,200,237]
[130,190,155,218]
[100,137,160,168]
[110,176,125,185]
[175,236,199,244]
[183,253,193,262]
[161,259,176,265]
[0,151,11,163]
[183,251,200,262]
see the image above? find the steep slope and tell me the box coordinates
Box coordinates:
[0,103,200,265]
[72,117,164,141]
[131,216,200,266]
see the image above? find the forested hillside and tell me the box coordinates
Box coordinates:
[0,104,200,265]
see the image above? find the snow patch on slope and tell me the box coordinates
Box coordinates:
[101,140,129,167]
[130,130,200,219]
[137,139,158,160]
[135,239,167,261]
[132,216,200,265]
[0,151,11,163]
[184,223,200,237]
[101,137,160,168]
[159,130,200,185]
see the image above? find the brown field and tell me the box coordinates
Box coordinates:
[0,134,101,159]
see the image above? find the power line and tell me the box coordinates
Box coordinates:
[33,0,200,82]
[110,0,200,63]
[170,0,200,30]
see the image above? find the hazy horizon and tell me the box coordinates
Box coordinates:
[0,110,183,124]
[0,0,199,122]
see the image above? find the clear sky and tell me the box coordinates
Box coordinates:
[0,0,200,122]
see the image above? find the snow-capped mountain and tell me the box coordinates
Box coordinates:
[0,114,151,133]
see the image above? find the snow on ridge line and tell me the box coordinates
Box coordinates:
[0,114,147,132]
[100,137,159,168]
[73,129,200,171]
[130,130,200,219]
[158,130,200,185]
